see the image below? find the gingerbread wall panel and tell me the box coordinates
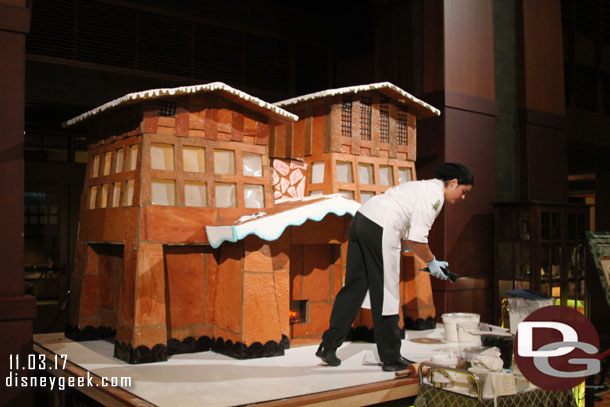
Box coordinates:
[289,244,303,300]
[334,242,347,297]
[118,246,138,326]
[96,244,123,311]
[312,106,327,155]
[116,323,134,346]
[270,124,290,158]
[242,272,282,345]
[164,246,206,332]
[203,95,219,141]
[143,206,216,244]
[290,215,347,245]
[214,244,244,334]
[230,108,244,142]
[134,243,166,327]
[270,234,290,271]
[141,102,159,134]
[205,252,219,326]
[244,237,273,272]
[100,309,118,329]
[274,268,290,340]
[300,245,332,302]
[212,327,241,344]
[78,273,100,319]
[77,208,139,243]
[133,324,167,348]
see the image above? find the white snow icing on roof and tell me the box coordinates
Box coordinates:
[205,195,361,248]
[275,81,440,116]
[63,82,298,127]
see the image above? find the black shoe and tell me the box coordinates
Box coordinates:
[399,356,416,364]
[382,356,412,372]
[316,345,341,366]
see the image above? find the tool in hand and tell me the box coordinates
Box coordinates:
[420,266,458,282]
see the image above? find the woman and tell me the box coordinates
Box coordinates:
[316,162,474,371]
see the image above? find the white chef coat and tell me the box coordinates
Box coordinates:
[358,179,445,315]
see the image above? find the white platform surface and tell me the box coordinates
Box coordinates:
[37,327,460,407]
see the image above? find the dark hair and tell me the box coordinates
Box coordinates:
[434,162,474,186]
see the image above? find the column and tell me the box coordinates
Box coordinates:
[418,0,498,322]
[0,1,35,405]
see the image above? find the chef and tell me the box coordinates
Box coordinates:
[316,162,474,371]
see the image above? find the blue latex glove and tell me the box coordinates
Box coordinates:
[427,257,449,280]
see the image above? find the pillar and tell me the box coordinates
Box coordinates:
[418,0,498,322]
[517,0,568,202]
[0,1,35,405]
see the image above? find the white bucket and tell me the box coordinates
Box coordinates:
[431,353,458,368]
[442,313,480,343]
[508,297,553,334]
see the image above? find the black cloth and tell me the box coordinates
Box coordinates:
[320,212,402,362]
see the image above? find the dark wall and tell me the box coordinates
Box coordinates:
[0,1,36,405]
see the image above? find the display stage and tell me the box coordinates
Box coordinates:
[33,328,457,407]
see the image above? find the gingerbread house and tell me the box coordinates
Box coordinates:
[64,82,440,364]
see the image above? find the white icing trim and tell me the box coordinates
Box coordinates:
[63,82,298,127]
[275,81,440,116]
[205,195,361,248]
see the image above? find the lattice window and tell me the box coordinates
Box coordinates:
[157,100,176,117]
[397,107,409,146]
[379,96,390,143]
[341,96,352,138]
[360,97,372,140]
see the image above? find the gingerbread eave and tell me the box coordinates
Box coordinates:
[62,81,299,129]
[275,81,440,118]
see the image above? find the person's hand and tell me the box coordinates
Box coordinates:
[427,257,449,280]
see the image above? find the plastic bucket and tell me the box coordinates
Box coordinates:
[442,313,480,343]
[508,297,553,334]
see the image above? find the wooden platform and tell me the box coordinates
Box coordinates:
[33,332,431,407]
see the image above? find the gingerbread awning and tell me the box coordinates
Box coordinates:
[205,195,361,248]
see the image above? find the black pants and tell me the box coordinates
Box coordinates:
[320,212,402,362]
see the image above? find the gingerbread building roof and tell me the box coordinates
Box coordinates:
[205,194,360,248]
[63,81,299,127]
[275,81,440,118]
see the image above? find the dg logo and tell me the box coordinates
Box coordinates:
[514,305,600,391]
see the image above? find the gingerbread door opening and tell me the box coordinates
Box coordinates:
[289,244,341,344]
[164,245,218,355]
[75,243,123,336]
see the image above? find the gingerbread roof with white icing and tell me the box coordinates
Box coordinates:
[275,82,440,118]
[63,82,299,127]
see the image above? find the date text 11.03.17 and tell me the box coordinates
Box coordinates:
[9,354,67,371]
